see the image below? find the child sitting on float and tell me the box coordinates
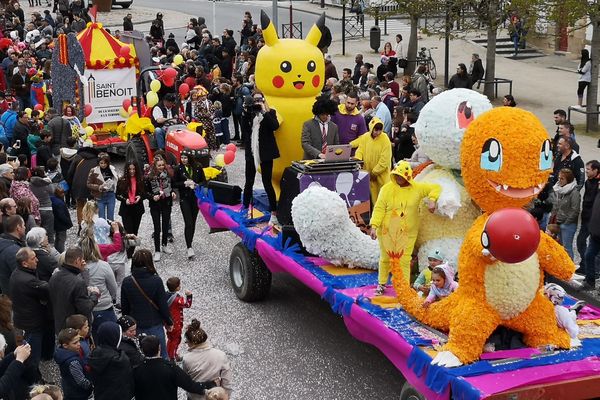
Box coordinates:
[543,283,582,339]
[413,249,445,297]
[423,264,458,308]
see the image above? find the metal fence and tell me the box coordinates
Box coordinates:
[281,22,303,39]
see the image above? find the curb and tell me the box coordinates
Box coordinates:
[549,65,577,74]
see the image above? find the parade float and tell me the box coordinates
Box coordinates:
[195,12,600,398]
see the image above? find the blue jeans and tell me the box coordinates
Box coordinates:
[585,235,600,286]
[220,118,230,145]
[560,223,577,260]
[91,307,117,341]
[24,330,43,368]
[138,325,168,359]
[155,127,166,150]
[97,191,116,221]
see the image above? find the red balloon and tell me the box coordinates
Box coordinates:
[84,103,93,117]
[164,67,178,78]
[184,77,196,88]
[119,45,131,58]
[225,143,237,152]
[122,99,131,110]
[223,150,235,165]
[163,77,175,87]
[481,208,540,264]
[178,83,190,96]
[34,104,44,111]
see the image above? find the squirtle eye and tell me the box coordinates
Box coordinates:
[307,60,316,72]
[539,139,552,171]
[280,61,292,73]
[480,138,502,172]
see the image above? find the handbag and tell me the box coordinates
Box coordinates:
[398,58,408,68]
[131,276,159,311]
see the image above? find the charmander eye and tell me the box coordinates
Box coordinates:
[539,140,552,171]
[280,61,292,73]
[307,60,316,72]
[480,138,502,172]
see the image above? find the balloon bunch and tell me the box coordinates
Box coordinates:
[214,143,237,167]
[145,67,179,108]
[118,98,139,118]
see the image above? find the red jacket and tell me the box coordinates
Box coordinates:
[167,292,192,330]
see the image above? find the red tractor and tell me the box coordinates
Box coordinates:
[125,67,212,170]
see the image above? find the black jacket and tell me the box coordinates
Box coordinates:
[133,357,214,400]
[118,337,144,369]
[88,346,134,400]
[121,268,172,329]
[9,266,49,332]
[48,264,99,333]
[12,121,31,159]
[551,150,585,188]
[242,109,280,163]
[51,196,73,232]
[36,143,53,170]
[589,190,600,240]
[123,17,133,31]
[66,147,100,201]
[470,59,485,86]
[173,163,206,201]
[582,177,600,223]
[116,176,146,219]
[0,352,26,399]
[34,248,58,283]
[0,233,25,295]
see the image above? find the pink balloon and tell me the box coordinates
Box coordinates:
[84,103,93,117]
[224,150,235,165]
[122,98,131,110]
[225,143,237,152]
[119,45,131,58]
[34,104,44,111]
[178,83,190,96]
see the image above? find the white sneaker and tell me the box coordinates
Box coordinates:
[187,248,195,259]
[153,252,161,262]
[268,214,279,227]
[162,245,173,255]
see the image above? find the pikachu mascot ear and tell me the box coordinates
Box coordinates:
[260,10,280,47]
[306,13,326,47]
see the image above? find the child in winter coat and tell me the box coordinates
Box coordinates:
[166,276,193,361]
[65,314,93,361]
[54,328,93,400]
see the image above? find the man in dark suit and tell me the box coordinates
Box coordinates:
[301,97,340,159]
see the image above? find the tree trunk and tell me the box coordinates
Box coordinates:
[406,14,419,76]
[483,0,498,99]
[587,15,600,132]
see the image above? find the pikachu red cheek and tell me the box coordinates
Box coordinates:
[272,76,284,89]
[312,75,320,88]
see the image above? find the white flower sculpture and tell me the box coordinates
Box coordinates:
[291,185,379,270]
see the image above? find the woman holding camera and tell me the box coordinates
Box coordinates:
[241,92,280,225]
[173,149,206,259]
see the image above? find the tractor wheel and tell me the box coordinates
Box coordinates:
[400,382,425,400]
[229,243,271,302]
[126,136,149,170]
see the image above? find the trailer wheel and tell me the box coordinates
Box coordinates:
[126,136,149,170]
[229,243,271,302]
[400,382,425,400]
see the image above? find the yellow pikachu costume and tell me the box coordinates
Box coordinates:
[255,11,326,197]
[370,162,441,285]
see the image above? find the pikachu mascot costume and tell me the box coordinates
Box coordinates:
[255,11,327,196]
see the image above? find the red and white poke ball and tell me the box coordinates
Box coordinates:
[481,208,540,264]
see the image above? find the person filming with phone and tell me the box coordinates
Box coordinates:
[12,111,32,166]
[241,92,280,226]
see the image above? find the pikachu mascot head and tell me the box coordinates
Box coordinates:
[255,11,326,197]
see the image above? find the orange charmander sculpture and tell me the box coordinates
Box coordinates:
[389,107,576,366]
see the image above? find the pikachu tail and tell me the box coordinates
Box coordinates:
[389,253,451,331]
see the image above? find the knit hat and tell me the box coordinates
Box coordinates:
[117,315,136,331]
[96,321,122,348]
[428,249,444,261]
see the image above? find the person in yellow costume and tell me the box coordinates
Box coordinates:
[370,161,441,295]
[351,117,391,204]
